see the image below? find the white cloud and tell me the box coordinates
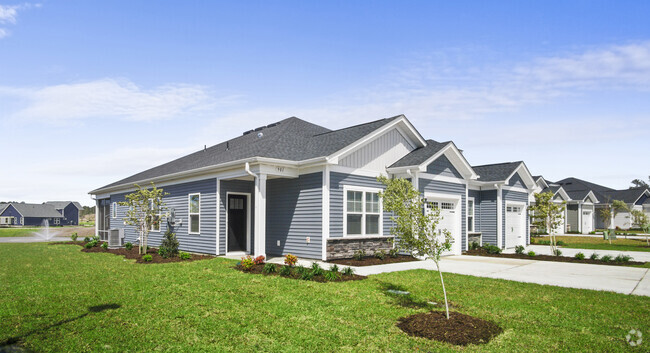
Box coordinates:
[0,3,40,38]
[2,78,239,123]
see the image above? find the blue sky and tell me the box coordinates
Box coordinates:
[0,1,649,206]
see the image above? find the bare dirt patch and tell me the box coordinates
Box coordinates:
[397,310,502,346]
[329,255,419,267]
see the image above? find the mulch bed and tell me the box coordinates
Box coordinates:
[234,263,366,282]
[464,248,646,267]
[397,310,502,346]
[50,241,213,264]
[329,255,419,267]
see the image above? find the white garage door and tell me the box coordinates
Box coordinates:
[581,210,593,234]
[505,204,526,248]
[552,208,566,235]
[425,198,461,255]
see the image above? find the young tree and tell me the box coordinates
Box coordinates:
[119,183,167,254]
[630,210,650,245]
[378,176,453,319]
[598,200,628,243]
[528,191,565,255]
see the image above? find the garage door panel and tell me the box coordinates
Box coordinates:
[426,198,461,255]
[506,204,526,248]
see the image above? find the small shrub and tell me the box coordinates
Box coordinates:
[179,251,191,260]
[279,265,292,276]
[84,242,94,249]
[615,254,632,263]
[374,250,386,260]
[324,271,340,281]
[295,265,308,276]
[142,254,153,262]
[92,235,100,243]
[601,255,613,263]
[342,267,354,276]
[329,264,339,273]
[556,240,566,246]
[83,237,91,242]
[553,249,562,256]
[263,263,277,274]
[353,249,366,261]
[574,252,585,260]
[485,245,502,254]
[311,262,324,276]
[101,242,108,250]
[253,255,266,265]
[125,242,134,250]
[470,241,480,250]
[527,251,536,257]
[515,245,525,255]
[240,256,255,271]
[158,228,179,259]
[70,233,78,241]
[301,271,314,281]
[284,253,298,267]
[590,253,600,260]
[389,248,400,258]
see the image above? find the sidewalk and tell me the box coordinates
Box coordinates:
[504,244,650,262]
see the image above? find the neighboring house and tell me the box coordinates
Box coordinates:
[44,201,82,226]
[0,202,63,226]
[470,162,536,249]
[89,115,535,260]
[599,188,650,229]
[553,178,599,234]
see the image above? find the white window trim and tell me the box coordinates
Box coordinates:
[188,193,201,235]
[467,197,475,232]
[343,185,383,237]
[149,199,162,232]
[111,202,117,219]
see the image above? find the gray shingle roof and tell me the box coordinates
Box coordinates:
[555,177,614,202]
[96,115,402,191]
[472,162,522,182]
[10,203,63,218]
[0,203,8,214]
[600,188,650,204]
[389,139,450,168]
[45,201,83,210]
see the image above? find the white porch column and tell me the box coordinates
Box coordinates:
[497,185,503,248]
[322,165,330,261]
[578,203,582,234]
[254,173,267,257]
[94,198,99,238]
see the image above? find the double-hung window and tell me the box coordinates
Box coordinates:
[468,199,475,232]
[189,193,200,234]
[345,188,381,236]
[150,199,161,232]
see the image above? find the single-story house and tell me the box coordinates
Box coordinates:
[44,201,82,226]
[528,177,572,234]
[89,115,535,260]
[0,202,63,226]
[553,178,599,234]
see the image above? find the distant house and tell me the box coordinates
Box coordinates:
[0,203,64,226]
[44,201,82,226]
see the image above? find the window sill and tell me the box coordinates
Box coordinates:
[342,235,392,240]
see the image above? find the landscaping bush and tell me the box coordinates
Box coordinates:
[101,242,108,250]
[574,252,585,260]
[556,241,566,246]
[324,271,340,281]
[470,241,480,250]
[374,250,385,260]
[253,255,265,265]
[515,245,525,255]
[615,254,632,263]
[590,253,600,260]
[83,237,91,242]
[484,244,502,254]
[310,262,324,276]
[179,251,191,260]
[142,254,153,262]
[263,263,277,274]
[342,267,354,276]
[295,265,308,276]
[527,251,536,257]
[388,248,399,258]
[329,264,339,273]
[284,253,298,267]
[279,265,292,276]
[240,256,255,271]
[600,255,613,263]
[300,271,314,281]
[553,249,562,256]
[84,242,94,249]
[353,249,366,261]
[125,242,133,250]
[158,229,179,259]
[70,233,78,241]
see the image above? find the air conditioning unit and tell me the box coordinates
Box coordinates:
[108,228,124,248]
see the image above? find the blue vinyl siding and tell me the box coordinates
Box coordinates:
[330,172,393,238]
[426,155,462,178]
[507,173,526,188]
[111,178,218,255]
[0,205,22,225]
[62,203,79,225]
[476,190,498,246]
[418,178,467,250]
[267,172,322,259]
[502,189,529,246]
[636,194,649,205]
[219,180,255,255]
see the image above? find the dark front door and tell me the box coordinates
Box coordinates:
[227,194,247,252]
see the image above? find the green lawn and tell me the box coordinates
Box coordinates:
[0,228,39,237]
[533,235,650,252]
[1,243,648,352]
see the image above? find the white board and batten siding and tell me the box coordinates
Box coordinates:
[339,128,416,171]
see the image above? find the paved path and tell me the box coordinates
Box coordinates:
[0,236,71,243]
[505,244,650,262]
[268,255,650,296]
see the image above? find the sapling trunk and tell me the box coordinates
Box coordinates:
[434,259,450,320]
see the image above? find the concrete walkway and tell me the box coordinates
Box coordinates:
[505,244,650,262]
[0,236,71,243]
[268,255,650,297]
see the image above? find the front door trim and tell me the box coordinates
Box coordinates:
[226,192,252,255]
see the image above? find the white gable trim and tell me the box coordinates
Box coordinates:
[535,177,549,189]
[583,191,599,204]
[504,163,536,190]
[632,189,650,205]
[386,142,477,180]
[552,187,571,201]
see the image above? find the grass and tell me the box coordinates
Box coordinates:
[533,235,650,252]
[1,243,648,352]
[0,228,39,237]
[596,229,647,235]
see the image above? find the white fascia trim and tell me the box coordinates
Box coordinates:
[504,163,536,190]
[584,191,599,204]
[501,185,528,193]
[327,115,426,163]
[632,189,650,205]
[322,165,330,261]
[535,177,549,189]
[330,164,387,178]
[555,187,572,201]
[386,143,477,180]
[1,204,24,218]
[417,172,467,185]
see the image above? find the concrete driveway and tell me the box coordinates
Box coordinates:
[508,244,650,263]
[270,255,650,297]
